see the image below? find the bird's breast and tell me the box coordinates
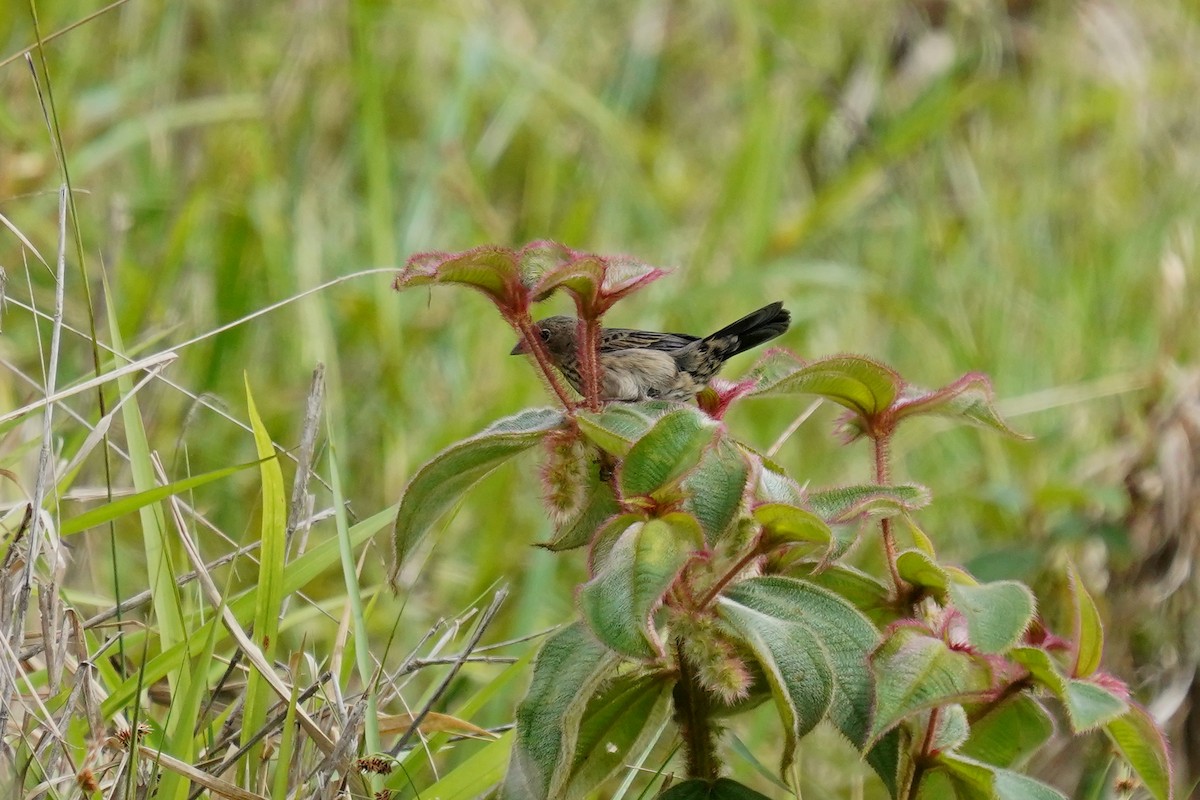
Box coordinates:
[599,349,687,402]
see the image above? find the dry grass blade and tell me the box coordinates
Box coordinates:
[160,466,336,755]
[0,210,47,267]
[389,587,509,756]
[0,350,178,426]
[137,744,267,800]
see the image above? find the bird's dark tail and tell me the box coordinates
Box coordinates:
[702,301,791,358]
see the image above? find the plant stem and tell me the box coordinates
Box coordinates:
[906,706,941,798]
[514,315,575,410]
[673,638,720,781]
[874,434,904,595]
[697,546,762,610]
[580,317,602,412]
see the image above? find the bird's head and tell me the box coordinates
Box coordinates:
[510,316,579,362]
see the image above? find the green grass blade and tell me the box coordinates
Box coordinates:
[239,377,288,777]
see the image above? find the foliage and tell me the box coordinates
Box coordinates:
[391,244,1175,799]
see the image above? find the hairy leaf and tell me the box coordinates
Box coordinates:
[948,580,1036,654]
[502,624,621,799]
[391,408,564,577]
[578,514,703,659]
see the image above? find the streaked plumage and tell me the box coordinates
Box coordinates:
[511,302,791,402]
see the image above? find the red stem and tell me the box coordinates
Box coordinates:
[874,433,904,596]
[578,317,603,412]
[697,545,763,610]
[514,315,575,410]
[906,706,941,797]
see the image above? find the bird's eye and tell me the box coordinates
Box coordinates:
[539,328,551,341]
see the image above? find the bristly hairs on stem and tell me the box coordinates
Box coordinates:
[512,313,575,410]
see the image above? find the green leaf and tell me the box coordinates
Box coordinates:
[893,373,1030,439]
[940,754,1068,800]
[683,438,750,544]
[657,778,773,800]
[749,354,902,420]
[1009,646,1067,696]
[960,694,1053,767]
[948,580,1036,654]
[391,407,564,575]
[990,770,1068,800]
[540,475,620,552]
[502,623,621,800]
[578,514,703,659]
[869,625,991,743]
[1105,703,1175,800]
[799,564,892,624]
[931,704,970,752]
[718,594,833,771]
[915,770,963,800]
[752,455,806,505]
[744,348,805,392]
[565,673,672,796]
[719,577,878,771]
[240,378,288,775]
[753,503,833,550]
[587,513,646,575]
[808,483,931,524]
[619,408,719,498]
[896,550,952,597]
[1067,561,1104,678]
[423,730,514,800]
[60,458,264,536]
[1063,678,1128,732]
[577,405,657,456]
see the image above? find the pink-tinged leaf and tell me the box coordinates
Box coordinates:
[393,245,531,314]
[808,483,931,524]
[750,353,902,424]
[1105,703,1175,800]
[1066,561,1104,678]
[531,251,670,317]
[868,625,992,745]
[1062,678,1128,732]
[578,513,703,659]
[516,240,579,286]
[948,580,1036,655]
[892,372,1030,439]
[697,378,757,420]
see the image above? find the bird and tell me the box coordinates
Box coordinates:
[510,302,790,402]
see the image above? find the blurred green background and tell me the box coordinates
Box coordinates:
[3,0,1199,794]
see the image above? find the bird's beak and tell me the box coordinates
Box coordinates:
[510,338,529,356]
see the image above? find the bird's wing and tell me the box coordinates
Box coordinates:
[599,328,700,352]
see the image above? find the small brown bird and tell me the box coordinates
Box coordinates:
[511,302,790,402]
